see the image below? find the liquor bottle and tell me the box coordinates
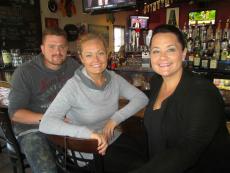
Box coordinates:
[194,34,201,54]
[110,52,117,70]
[182,22,188,40]
[200,23,207,43]
[193,21,201,54]
[192,21,199,40]
[187,51,194,69]
[187,24,194,53]
[221,48,228,61]
[207,22,214,41]
[200,23,207,57]
[209,56,218,69]
[160,0,165,8]
[206,22,215,56]
[228,19,230,52]
[215,20,222,40]
[224,18,229,39]
[227,54,230,61]
[193,53,201,69]
[214,39,221,60]
[1,36,12,68]
[221,19,229,51]
[186,24,194,69]
[0,53,3,69]
[200,51,209,69]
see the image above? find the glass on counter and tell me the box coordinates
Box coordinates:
[11,49,22,67]
[132,74,150,91]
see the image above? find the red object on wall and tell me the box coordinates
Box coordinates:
[45,18,59,28]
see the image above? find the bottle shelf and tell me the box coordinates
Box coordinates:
[115,66,153,73]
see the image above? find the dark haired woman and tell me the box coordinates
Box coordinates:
[130,24,230,173]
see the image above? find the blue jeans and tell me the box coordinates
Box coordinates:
[18,132,57,173]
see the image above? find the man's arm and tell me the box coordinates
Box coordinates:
[12,109,43,124]
[8,65,40,124]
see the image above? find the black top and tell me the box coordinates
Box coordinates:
[130,69,230,173]
[145,106,167,157]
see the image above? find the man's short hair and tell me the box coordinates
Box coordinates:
[42,28,67,43]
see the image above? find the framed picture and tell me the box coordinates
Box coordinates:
[88,24,109,46]
[166,7,179,27]
[45,18,59,28]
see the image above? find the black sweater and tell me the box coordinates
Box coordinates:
[130,70,230,173]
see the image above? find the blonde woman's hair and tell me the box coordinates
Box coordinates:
[76,33,107,55]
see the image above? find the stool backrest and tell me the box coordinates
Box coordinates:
[47,134,104,173]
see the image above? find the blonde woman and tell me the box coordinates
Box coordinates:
[40,33,149,172]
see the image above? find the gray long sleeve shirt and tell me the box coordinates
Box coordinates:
[39,66,148,141]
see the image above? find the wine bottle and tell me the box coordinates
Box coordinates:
[215,20,222,40]
[193,21,201,54]
[214,39,221,60]
[207,22,215,56]
[187,24,194,53]
[201,51,209,69]
[200,23,207,43]
[182,22,188,40]
[193,53,201,69]
[221,19,229,51]
[1,36,12,68]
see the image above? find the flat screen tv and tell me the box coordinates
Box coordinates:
[130,16,149,29]
[82,0,136,14]
[188,9,216,25]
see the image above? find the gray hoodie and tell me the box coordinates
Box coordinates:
[8,53,79,136]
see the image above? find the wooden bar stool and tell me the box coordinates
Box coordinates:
[47,134,104,173]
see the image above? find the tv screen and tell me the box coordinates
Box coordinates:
[188,10,216,25]
[130,16,149,29]
[82,0,136,14]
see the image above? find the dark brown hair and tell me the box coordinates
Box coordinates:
[42,27,67,43]
[150,24,186,50]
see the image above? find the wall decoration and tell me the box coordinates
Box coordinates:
[88,24,109,45]
[76,23,88,34]
[58,0,76,17]
[166,7,179,27]
[64,24,78,41]
[48,0,58,13]
[45,18,59,28]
